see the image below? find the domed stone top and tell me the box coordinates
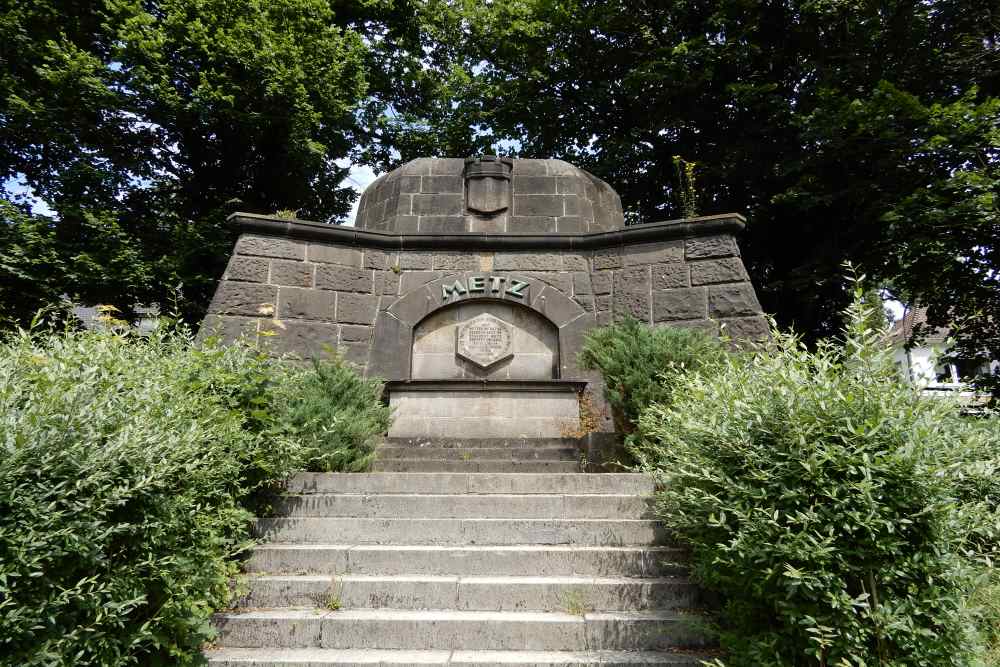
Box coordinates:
[354,157,625,234]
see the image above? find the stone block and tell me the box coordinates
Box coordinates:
[622,241,684,266]
[652,287,708,322]
[708,284,761,317]
[690,257,747,285]
[468,217,505,234]
[235,235,306,260]
[656,319,719,336]
[395,215,419,232]
[269,260,313,288]
[651,262,690,290]
[512,159,548,175]
[575,295,595,312]
[422,175,462,193]
[397,251,433,270]
[686,235,739,259]
[224,256,268,283]
[398,175,422,192]
[562,254,589,271]
[595,295,612,312]
[559,313,597,377]
[613,266,650,293]
[386,286,435,324]
[532,286,585,327]
[513,175,557,194]
[563,195,580,216]
[591,272,612,294]
[433,253,478,271]
[419,216,466,233]
[494,253,564,271]
[307,244,362,267]
[337,293,378,324]
[368,313,409,379]
[591,250,621,270]
[259,320,339,358]
[198,315,259,344]
[376,271,400,296]
[209,282,277,317]
[430,158,465,174]
[364,250,390,270]
[613,290,651,323]
[513,195,563,217]
[400,158,433,175]
[509,216,557,233]
[556,176,582,194]
[395,195,413,216]
[572,272,592,295]
[400,271,444,294]
[556,216,584,233]
[412,193,463,216]
[315,265,373,293]
[721,315,770,341]
[340,324,372,343]
[338,342,370,369]
[278,287,336,321]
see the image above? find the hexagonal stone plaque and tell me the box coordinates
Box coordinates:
[456,313,514,368]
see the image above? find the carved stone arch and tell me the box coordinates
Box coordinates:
[368,271,594,381]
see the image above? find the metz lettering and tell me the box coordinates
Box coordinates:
[441,276,529,300]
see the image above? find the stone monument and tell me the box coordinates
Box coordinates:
[202,156,766,440]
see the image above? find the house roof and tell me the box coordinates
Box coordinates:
[889,306,950,347]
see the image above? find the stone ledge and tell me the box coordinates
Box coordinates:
[386,379,588,394]
[229,213,746,252]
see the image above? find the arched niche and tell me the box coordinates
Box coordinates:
[411,299,559,380]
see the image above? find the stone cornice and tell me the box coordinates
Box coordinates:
[228,212,746,251]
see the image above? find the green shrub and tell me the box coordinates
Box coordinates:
[270,354,392,472]
[0,324,368,666]
[635,286,999,665]
[579,317,728,432]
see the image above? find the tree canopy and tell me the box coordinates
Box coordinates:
[2,0,998,378]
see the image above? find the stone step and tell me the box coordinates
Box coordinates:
[372,460,581,473]
[273,494,654,519]
[236,574,698,612]
[254,518,666,546]
[211,609,710,651]
[283,473,652,496]
[376,447,580,461]
[204,648,711,666]
[383,438,581,449]
[246,545,688,577]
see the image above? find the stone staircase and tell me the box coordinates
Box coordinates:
[205,438,712,666]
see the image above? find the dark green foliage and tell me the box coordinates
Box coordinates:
[578,317,727,433]
[634,286,1000,665]
[271,355,392,473]
[0,325,391,665]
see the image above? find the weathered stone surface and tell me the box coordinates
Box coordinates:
[422,175,463,193]
[307,244,362,267]
[198,314,258,344]
[595,295,612,312]
[395,215,419,232]
[433,253,479,271]
[563,254,589,271]
[430,158,465,174]
[210,282,277,317]
[339,342,370,368]
[613,267,650,293]
[340,324,372,343]
[236,235,305,260]
[572,272,593,296]
[259,320,339,358]
[398,175,422,192]
[690,258,747,285]
[574,295,595,312]
[559,312,597,378]
[509,216,557,233]
[397,252,433,270]
[419,216,466,233]
[520,272,572,295]
[386,286,435,324]
[278,287,336,322]
[513,176,557,194]
[591,249,622,270]
[591,272,613,295]
[657,319,718,336]
[721,315,769,341]
[512,159,548,176]
[513,195,563,218]
[686,235,739,259]
[651,263,690,290]
[556,216,585,233]
[400,271,444,294]
[623,241,684,266]
[364,250,390,271]
[315,266,373,293]
[494,253,564,272]
[377,271,400,296]
[708,284,761,317]
[369,313,409,378]
[652,287,708,322]
[613,290,651,323]
[338,293,378,324]
[224,256,268,283]
[532,286,586,328]
[456,313,515,368]
[270,260,314,288]
[412,194,463,217]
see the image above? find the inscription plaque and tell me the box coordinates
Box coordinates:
[456,313,514,368]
